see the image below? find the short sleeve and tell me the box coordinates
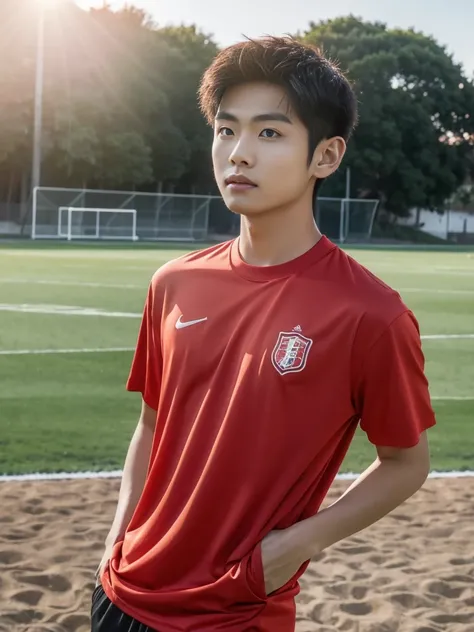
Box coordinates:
[126,282,162,410]
[356,310,436,448]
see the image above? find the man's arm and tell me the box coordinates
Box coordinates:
[312,309,434,549]
[296,432,430,555]
[262,310,436,594]
[262,434,431,594]
[95,400,156,582]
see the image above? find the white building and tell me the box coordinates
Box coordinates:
[397,208,474,240]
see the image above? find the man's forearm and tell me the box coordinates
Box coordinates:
[105,420,154,547]
[293,457,429,561]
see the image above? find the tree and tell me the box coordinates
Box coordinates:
[450,182,474,210]
[0,3,221,208]
[42,3,163,188]
[301,17,474,215]
[0,0,37,210]
[157,25,219,192]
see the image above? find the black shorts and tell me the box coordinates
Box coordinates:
[91,584,157,632]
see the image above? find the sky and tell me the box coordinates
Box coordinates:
[74,0,474,78]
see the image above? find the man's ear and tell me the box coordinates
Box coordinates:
[310,137,347,180]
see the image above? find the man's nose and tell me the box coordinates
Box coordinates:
[229,138,254,167]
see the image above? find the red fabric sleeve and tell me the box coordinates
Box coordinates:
[126,282,162,411]
[357,310,436,447]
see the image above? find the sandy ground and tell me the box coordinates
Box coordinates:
[0,477,473,632]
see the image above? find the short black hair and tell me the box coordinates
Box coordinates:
[199,36,358,195]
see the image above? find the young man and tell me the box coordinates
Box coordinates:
[91,36,436,632]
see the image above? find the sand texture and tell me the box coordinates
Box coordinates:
[0,478,473,631]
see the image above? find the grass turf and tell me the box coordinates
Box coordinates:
[0,244,473,475]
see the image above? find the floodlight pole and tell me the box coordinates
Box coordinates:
[32,5,45,195]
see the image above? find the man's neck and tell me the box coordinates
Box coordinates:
[238,205,322,267]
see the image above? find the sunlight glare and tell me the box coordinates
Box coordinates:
[74,0,121,8]
[36,0,61,6]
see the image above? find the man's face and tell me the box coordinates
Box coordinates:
[212,82,315,217]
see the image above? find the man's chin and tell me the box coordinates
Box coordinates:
[225,201,267,217]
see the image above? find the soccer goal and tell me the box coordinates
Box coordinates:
[32,187,212,241]
[57,207,138,241]
[316,198,380,242]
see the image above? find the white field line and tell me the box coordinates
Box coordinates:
[1,470,473,483]
[0,304,141,317]
[0,346,473,360]
[369,266,474,275]
[0,279,143,289]
[399,287,474,295]
[0,347,134,355]
[422,333,474,340]
[0,323,473,356]
[1,279,473,295]
[55,263,151,271]
[1,345,472,401]
[0,304,473,338]
[0,251,156,261]
[433,265,474,271]
[372,269,474,277]
[430,396,474,400]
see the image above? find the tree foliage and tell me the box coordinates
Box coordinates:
[1,7,473,218]
[0,0,217,200]
[301,17,474,213]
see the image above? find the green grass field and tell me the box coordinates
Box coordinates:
[0,243,473,476]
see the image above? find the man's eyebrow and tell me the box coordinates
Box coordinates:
[215,111,293,124]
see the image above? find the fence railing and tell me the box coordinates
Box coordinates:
[32,187,212,241]
[0,186,380,243]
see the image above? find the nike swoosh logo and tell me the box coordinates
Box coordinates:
[175,315,208,330]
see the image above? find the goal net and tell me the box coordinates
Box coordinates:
[58,207,138,241]
[32,187,212,241]
[316,198,380,242]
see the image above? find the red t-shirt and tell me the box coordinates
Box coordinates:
[100,236,436,631]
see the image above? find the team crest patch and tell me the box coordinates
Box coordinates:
[271,329,313,375]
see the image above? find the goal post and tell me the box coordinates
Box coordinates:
[57,207,138,241]
[32,187,212,241]
[316,197,380,242]
[32,186,377,243]
[341,198,380,242]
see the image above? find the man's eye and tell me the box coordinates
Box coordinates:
[260,129,281,139]
[218,127,234,137]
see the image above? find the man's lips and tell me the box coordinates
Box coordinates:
[225,174,258,188]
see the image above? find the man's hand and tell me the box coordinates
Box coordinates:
[260,523,313,595]
[261,437,431,589]
[95,543,114,587]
